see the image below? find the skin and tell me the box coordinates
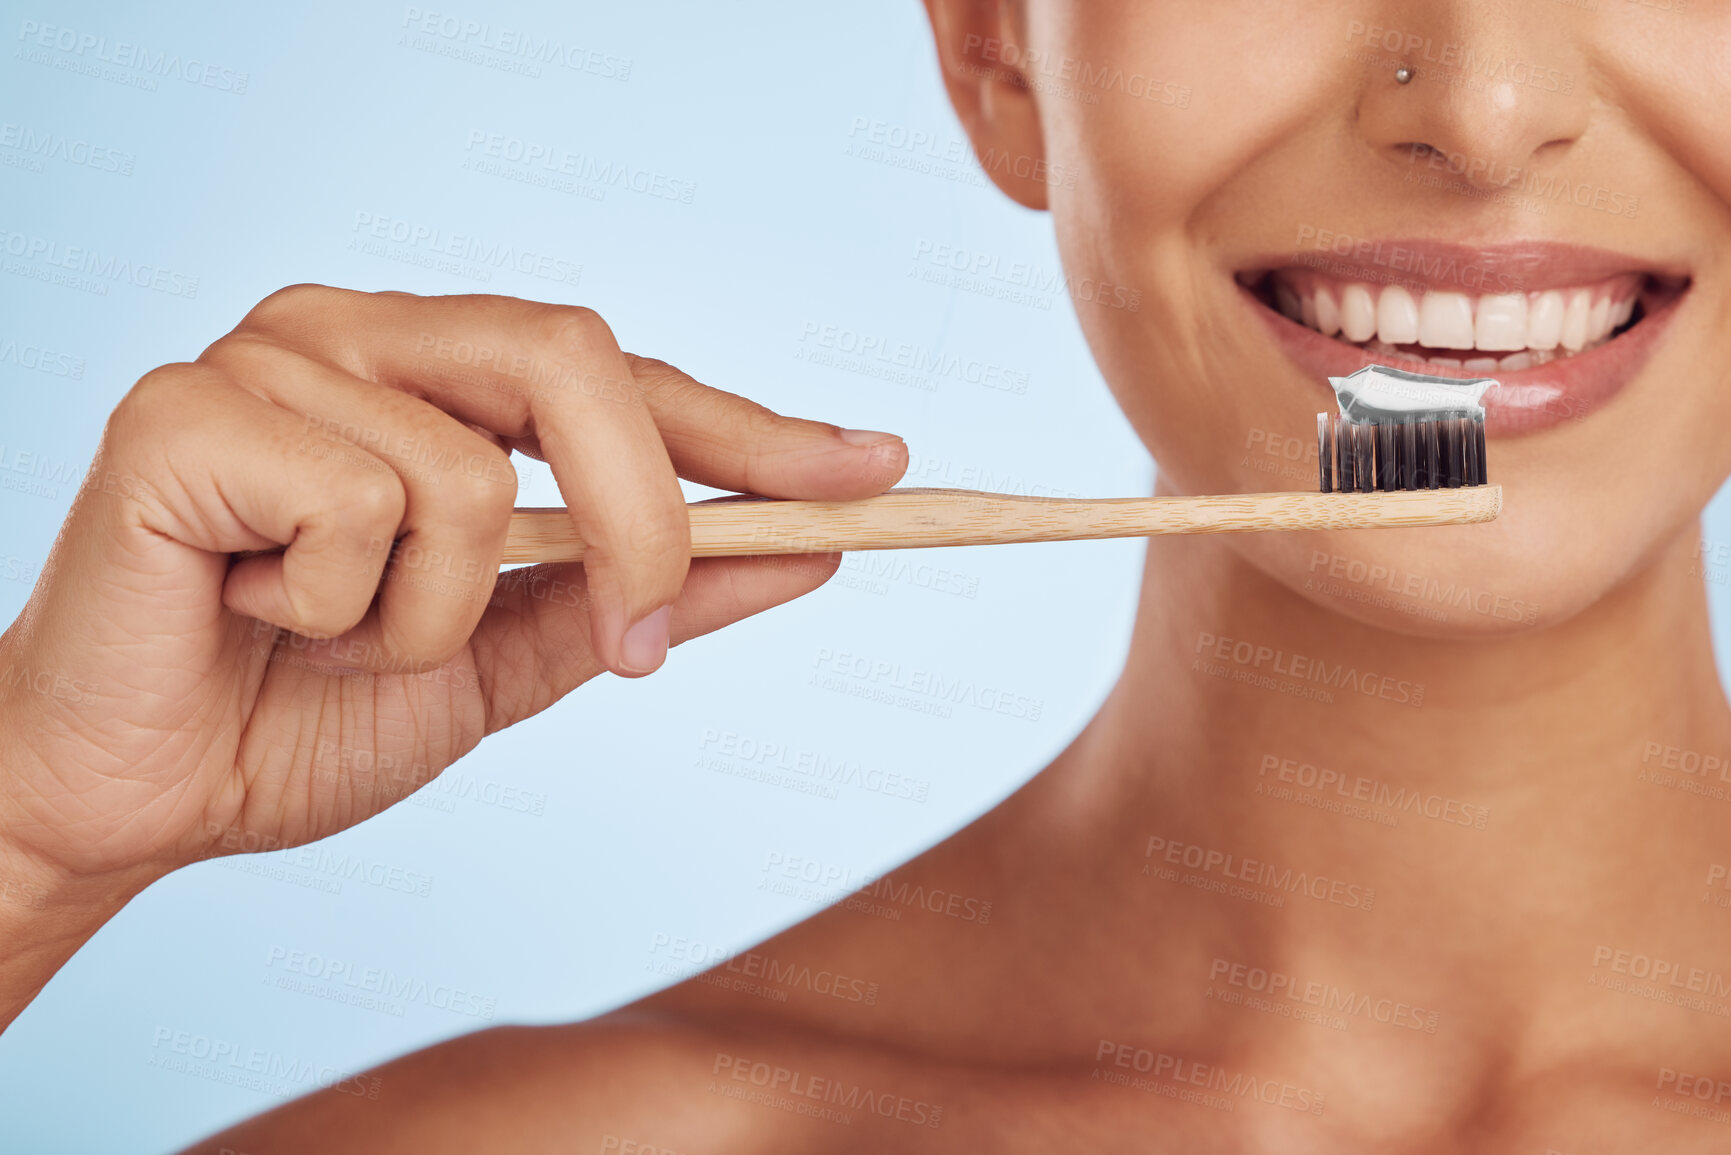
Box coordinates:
[5,0,1731,1150]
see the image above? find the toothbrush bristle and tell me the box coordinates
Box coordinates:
[1317,413,1487,493]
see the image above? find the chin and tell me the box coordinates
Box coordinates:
[1239,512,1604,640]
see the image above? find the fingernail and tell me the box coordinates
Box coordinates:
[837,427,902,448]
[619,604,673,675]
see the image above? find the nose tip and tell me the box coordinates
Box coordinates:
[1353,26,1590,192]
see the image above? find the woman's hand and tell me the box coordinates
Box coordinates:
[0,285,905,971]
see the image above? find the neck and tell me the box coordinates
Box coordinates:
[1061,517,1728,946]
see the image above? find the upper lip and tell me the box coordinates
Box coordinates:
[1233,239,1691,297]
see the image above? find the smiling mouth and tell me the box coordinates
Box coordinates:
[1234,264,1685,375]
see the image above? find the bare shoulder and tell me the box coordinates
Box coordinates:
[183,777,1094,1154]
[181,1008,992,1155]
[179,803,1052,1155]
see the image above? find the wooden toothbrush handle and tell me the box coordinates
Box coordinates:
[501,485,1502,565]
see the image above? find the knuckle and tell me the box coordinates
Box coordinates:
[339,470,407,530]
[439,439,517,520]
[118,361,196,416]
[198,330,302,379]
[240,282,348,333]
[274,575,370,642]
[528,304,617,366]
[738,400,785,441]
[112,362,213,438]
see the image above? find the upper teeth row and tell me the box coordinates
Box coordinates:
[1274,279,1637,354]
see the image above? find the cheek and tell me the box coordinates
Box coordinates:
[1036,2,1343,232]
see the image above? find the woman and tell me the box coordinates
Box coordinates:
[5,0,1728,1149]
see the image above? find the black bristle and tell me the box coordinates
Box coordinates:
[1443,418,1464,489]
[1316,411,1488,493]
[1317,414,1333,493]
[1337,418,1354,492]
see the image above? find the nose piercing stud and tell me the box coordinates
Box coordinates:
[1395,66,1414,84]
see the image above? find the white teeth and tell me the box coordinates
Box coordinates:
[1377,285,1420,344]
[1340,283,1378,341]
[1474,294,1528,352]
[1273,274,1644,364]
[1587,296,1613,343]
[1418,291,1476,349]
[1313,286,1342,336]
[1526,291,1565,350]
[1560,289,1592,352]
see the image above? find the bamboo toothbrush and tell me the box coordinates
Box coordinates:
[503,368,1503,566]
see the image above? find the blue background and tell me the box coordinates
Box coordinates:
[1,3,1727,1152]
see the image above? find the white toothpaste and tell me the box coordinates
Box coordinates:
[1328,364,1498,424]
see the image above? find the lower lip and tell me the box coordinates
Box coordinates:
[1239,282,1682,436]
